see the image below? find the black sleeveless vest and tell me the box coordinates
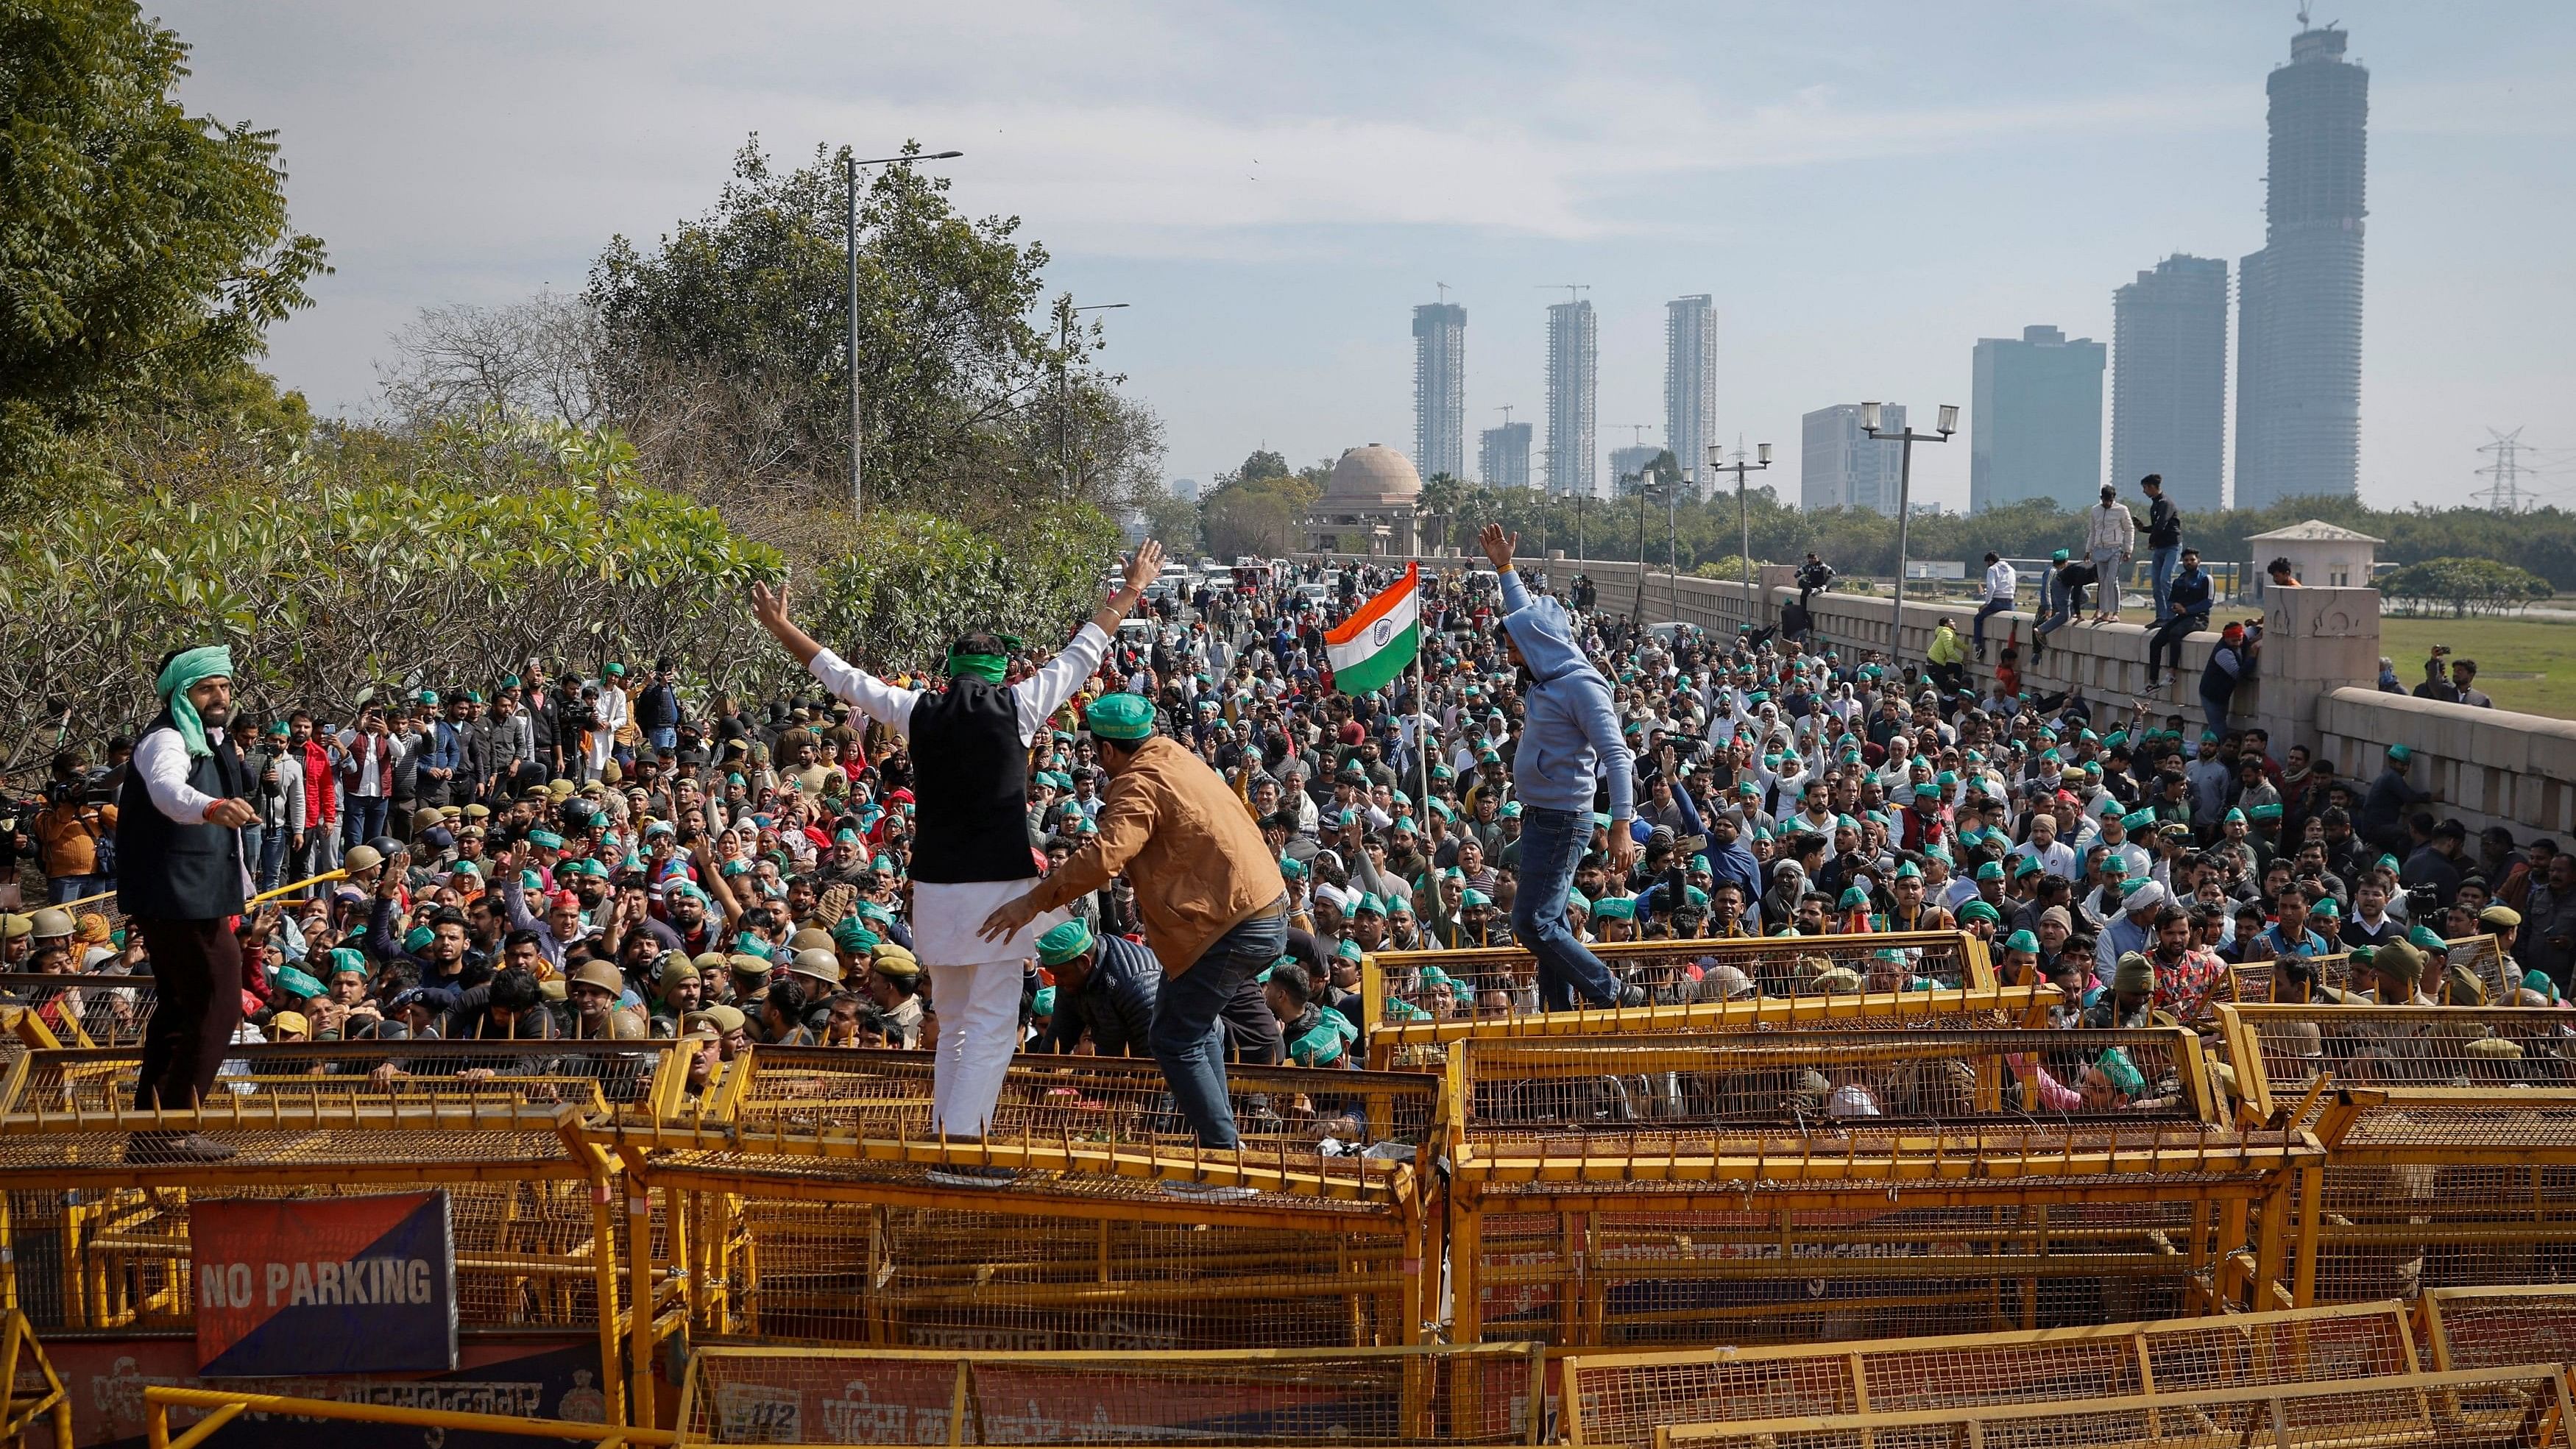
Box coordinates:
[905,677,1036,885]
[116,714,250,920]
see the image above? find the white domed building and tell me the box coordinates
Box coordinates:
[1303,444,1422,557]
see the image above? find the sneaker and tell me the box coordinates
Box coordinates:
[924,1166,1019,1188]
[1974,643,1986,662]
[1161,1179,1259,1202]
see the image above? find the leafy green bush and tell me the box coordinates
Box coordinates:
[2376,557,2555,617]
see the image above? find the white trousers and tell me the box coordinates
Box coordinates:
[928,958,1024,1139]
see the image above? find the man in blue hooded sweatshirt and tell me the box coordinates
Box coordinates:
[1480,523,1639,1008]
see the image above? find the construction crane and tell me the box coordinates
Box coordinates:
[1534,284,1590,304]
[1434,282,1450,304]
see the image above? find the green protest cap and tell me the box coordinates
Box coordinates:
[2050,549,2070,564]
[1838,885,1872,907]
[2001,928,2039,954]
[2386,744,2413,764]
[1335,938,1365,962]
[1975,860,2005,882]
[269,966,326,1000]
[1590,896,1635,920]
[1565,891,1592,913]
[2248,803,2283,821]
[1036,919,1095,967]
[2406,924,2448,952]
[527,829,565,850]
[1892,860,1922,879]
[2011,854,2043,878]
[1352,893,1386,917]
[2120,809,2157,832]
[1460,888,1493,907]
[1086,692,1156,741]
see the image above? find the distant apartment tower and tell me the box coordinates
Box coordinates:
[1664,295,1718,483]
[1410,302,1466,481]
[1607,444,1660,495]
[1969,324,2106,512]
[1479,421,1532,489]
[2235,19,2368,508]
[1800,403,1906,515]
[1169,476,1201,503]
[2112,256,2229,514]
[1543,300,1598,497]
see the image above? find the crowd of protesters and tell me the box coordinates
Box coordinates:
[5,506,2573,1146]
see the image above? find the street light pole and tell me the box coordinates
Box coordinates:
[1667,473,1680,623]
[1708,442,1774,631]
[1858,403,1959,671]
[1058,302,1130,496]
[846,147,963,522]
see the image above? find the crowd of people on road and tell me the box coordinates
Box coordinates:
[5,495,2572,1164]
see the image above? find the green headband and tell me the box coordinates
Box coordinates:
[946,650,1008,685]
[156,645,236,759]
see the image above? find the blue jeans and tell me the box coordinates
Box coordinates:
[650,725,678,754]
[47,874,100,905]
[1972,598,2011,651]
[2149,545,2180,623]
[256,823,288,893]
[1150,910,1287,1148]
[1512,806,1624,1010]
[2201,684,2235,742]
[341,794,390,849]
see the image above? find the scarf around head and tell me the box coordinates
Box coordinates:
[156,645,235,759]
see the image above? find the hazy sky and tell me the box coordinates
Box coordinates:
[165,1,2576,513]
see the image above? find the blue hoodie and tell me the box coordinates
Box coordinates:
[1498,569,1634,821]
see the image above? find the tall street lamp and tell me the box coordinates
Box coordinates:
[1058,302,1129,495]
[1707,441,1774,627]
[1665,472,1682,624]
[1858,402,1959,669]
[848,148,963,522]
[1632,477,1664,620]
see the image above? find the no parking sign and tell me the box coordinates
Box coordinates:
[192,1190,459,1375]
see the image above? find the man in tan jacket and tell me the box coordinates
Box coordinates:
[980,692,1287,1176]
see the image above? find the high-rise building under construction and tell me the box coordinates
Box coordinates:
[2234,18,2367,508]
[1411,302,1466,481]
[1664,296,1717,486]
[1543,300,1597,498]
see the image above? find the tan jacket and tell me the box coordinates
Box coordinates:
[1027,735,1286,977]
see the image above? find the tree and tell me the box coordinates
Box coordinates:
[1,0,330,486]
[2376,556,2553,617]
[1138,491,1202,556]
[375,290,603,429]
[584,138,1156,518]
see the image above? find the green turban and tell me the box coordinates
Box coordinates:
[1086,692,1156,741]
[155,645,236,759]
[1958,900,2001,925]
[1037,918,1095,967]
[2094,1048,2145,1101]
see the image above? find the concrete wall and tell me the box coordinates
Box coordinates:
[2316,688,2576,840]
[1300,551,2572,842]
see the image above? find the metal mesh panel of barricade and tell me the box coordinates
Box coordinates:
[679,1344,1542,1445]
[1467,1197,2214,1350]
[2225,1005,2576,1136]
[715,1046,1438,1162]
[1657,1367,2572,1449]
[2302,1162,2576,1305]
[0,972,155,1047]
[1359,986,2058,1072]
[0,1041,666,1129]
[1563,1302,2419,1446]
[2427,1287,2576,1372]
[670,1188,1413,1353]
[1455,1028,2218,1146]
[1369,932,1989,1025]
[14,1178,612,1334]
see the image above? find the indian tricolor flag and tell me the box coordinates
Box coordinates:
[1324,563,1420,695]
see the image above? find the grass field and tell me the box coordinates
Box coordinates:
[2379,614,2576,719]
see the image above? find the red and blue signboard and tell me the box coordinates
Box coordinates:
[192,1191,458,1377]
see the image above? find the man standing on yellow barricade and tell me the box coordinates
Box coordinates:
[750,542,1160,1183]
[117,645,260,1163]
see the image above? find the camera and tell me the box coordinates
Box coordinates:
[2405,882,2441,917]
